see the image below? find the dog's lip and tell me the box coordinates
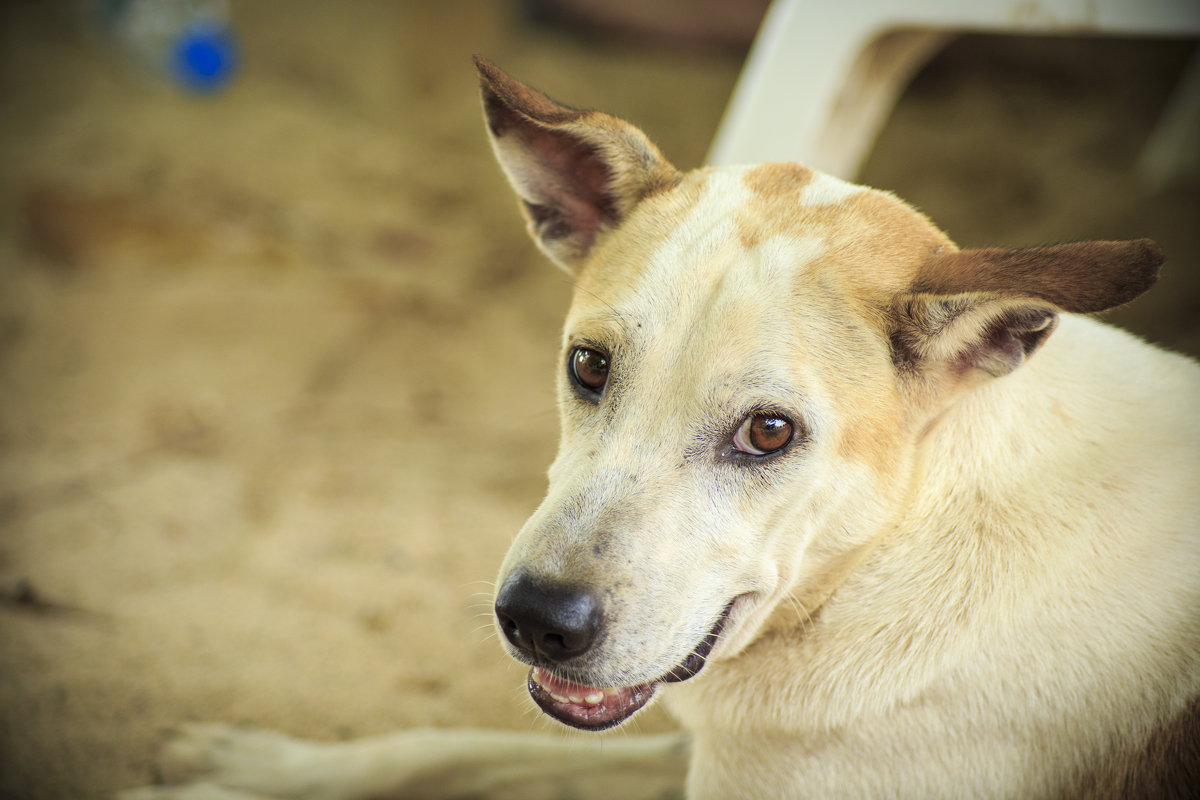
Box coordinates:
[526,599,736,731]
[528,668,656,731]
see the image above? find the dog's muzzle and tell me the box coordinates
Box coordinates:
[495,571,734,730]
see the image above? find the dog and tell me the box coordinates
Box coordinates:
[124,57,1199,800]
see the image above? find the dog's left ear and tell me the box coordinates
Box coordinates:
[475,56,681,272]
[891,239,1164,379]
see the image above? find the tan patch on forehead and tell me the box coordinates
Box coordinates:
[736,164,816,249]
[743,162,815,198]
[831,190,953,295]
[734,163,952,298]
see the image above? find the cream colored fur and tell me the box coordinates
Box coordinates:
[123,62,1199,800]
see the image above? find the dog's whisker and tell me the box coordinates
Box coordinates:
[467,601,495,611]
[471,627,500,643]
[461,579,496,589]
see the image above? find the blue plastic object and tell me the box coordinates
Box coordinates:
[170,23,238,92]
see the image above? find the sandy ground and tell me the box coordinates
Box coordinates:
[0,2,1196,797]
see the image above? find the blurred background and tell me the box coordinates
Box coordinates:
[0,1,1196,796]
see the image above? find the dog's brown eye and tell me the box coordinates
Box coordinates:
[569,347,609,396]
[733,414,794,456]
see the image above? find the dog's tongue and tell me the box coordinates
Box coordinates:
[528,667,655,730]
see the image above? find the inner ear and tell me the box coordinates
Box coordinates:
[511,127,619,252]
[964,304,1058,377]
[891,294,1059,379]
[480,87,616,227]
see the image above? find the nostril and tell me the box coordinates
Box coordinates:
[496,612,524,648]
[494,571,603,663]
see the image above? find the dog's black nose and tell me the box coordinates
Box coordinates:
[495,572,602,662]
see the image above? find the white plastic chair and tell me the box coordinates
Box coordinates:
[707,0,1200,181]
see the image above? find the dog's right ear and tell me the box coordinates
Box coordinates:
[474,56,681,273]
[889,239,1164,383]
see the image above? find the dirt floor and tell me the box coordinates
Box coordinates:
[0,2,1196,797]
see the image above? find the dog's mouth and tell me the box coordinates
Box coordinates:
[526,600,734,731]
[527,669,656,730]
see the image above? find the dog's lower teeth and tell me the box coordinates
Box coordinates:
[532,669,614,706]
[550,689,604,705]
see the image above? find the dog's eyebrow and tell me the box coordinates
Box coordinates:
[566,305,641,345]
[566,314,623,339]
[595,307,632,326]
[695,357,804,409]
[571,279,627,321]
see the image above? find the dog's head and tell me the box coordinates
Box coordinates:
[476,57,1163,731]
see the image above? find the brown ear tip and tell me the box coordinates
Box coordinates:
[1133,238,1166,273]
[473,55,501,85]
[1111,238,1165,308]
